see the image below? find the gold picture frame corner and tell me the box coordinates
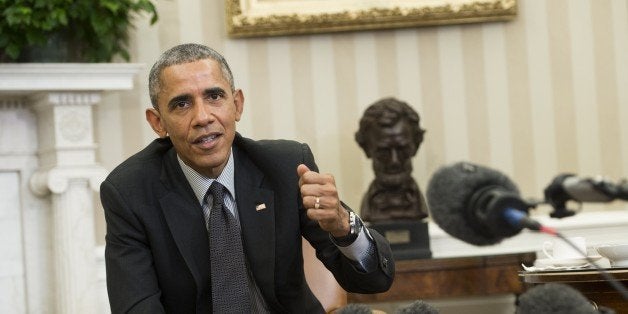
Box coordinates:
[226,0,517,38]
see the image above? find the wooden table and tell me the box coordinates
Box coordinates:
[520,268,628,314]
[348,252,536,303]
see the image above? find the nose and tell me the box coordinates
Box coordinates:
[192,101,215,127]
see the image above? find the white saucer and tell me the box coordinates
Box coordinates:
[534,255,602,268]
[610,260,628,268]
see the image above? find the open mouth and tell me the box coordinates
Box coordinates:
[193,133,222,147]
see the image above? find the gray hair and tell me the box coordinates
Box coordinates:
[148,43,235,108]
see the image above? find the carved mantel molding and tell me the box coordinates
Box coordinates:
[0,63,141,314]
[0,63,142,92]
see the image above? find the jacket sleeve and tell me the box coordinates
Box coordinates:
[101,179,166,314]
[298,143,395,293]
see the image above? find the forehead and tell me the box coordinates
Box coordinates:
[160,59,227,87]
[371,120,412,136]
[371,121,413,146]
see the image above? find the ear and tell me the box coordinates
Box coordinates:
[146,108,168,138]
[233,89,244,122]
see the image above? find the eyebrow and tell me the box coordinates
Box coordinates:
[165,87,229,111]
[203,87,227,98]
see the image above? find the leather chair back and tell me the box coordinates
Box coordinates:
[302,237,347,313]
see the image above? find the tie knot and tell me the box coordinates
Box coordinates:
[208,181,225,206]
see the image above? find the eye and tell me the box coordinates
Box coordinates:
[167,98,192,111]
[175,100,190,108]
[375,149,390,159]
[206,90,226,101]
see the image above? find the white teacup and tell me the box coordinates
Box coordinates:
[542,237,587,260]
[596,244,628,267]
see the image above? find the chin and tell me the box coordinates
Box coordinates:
[200,151,229,167]
[181,150,227,174]
[376,173,411,187]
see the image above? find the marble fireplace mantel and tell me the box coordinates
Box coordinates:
[0,63,141,92]
[0,63,141,314]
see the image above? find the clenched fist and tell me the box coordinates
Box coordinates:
[297,164,350,238]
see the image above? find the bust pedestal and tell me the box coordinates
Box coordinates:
[368,220,432,260]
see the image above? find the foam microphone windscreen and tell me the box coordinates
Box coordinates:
[426,161,520,245]
[396,300,439,314]
[516,283,605,314]
[337,303,373,314]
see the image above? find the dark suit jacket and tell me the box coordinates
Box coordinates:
[101,134,394,314]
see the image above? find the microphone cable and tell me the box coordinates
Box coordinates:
[532,224,628,301]
[505,209,628,300]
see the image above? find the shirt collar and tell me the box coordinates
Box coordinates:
[177,148,236,205]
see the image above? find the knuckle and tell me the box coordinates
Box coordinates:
[321,184,336,195]
[329,198,339,209]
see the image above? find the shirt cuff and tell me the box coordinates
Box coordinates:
[331,226,378,272]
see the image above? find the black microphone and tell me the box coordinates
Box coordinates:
[426,161,547,246]
[516,283,615,314]
[544,174,628,218]
[426,162,628,301]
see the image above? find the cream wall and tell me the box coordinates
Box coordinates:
[94,0,628,242]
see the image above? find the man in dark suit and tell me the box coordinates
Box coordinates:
[101,43,394,313]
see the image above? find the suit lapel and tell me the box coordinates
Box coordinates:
[158,148,210,290]
[156,141,278,305]
[233,145,277,303]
